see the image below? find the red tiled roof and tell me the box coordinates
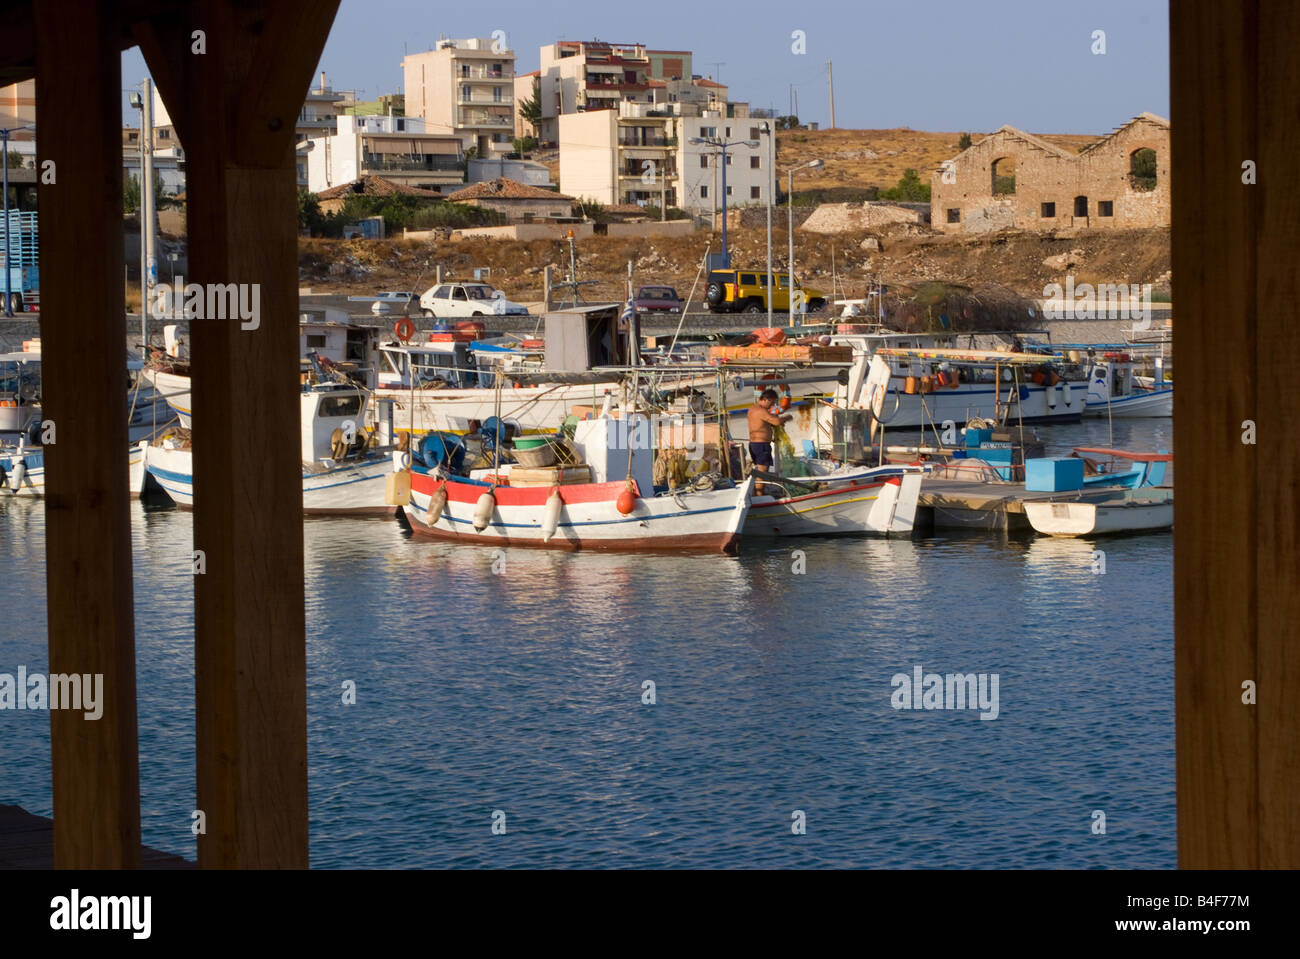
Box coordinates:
[446,177,571,202]
[316,175,444,200]
[693,77,725,88]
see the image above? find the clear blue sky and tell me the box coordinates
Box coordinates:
[121,0,1168,135]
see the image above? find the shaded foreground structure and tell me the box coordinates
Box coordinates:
[0,0,1293,869]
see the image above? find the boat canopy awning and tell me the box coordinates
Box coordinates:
[1073,447,1174,462]
[874,347,1060,365]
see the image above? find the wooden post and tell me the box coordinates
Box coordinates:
[1172,0,1300,867]
[138,0,339,868]
[35,0,141,868]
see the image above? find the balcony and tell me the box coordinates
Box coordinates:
[362,154,464,172]
[618,135,675,147]
[458,94,511,106]
[457,67,514,81]
[458,112,513,127]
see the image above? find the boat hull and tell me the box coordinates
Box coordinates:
[404,472,753,553]
[743,470,925,537]
[1082,388,1173,417]
[144,444,396,514]
[1024,494,1174,536]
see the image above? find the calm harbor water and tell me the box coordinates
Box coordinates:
[0,417,1173,868]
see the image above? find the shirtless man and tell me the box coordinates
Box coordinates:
[748,389,792,495]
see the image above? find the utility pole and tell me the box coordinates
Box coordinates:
[141,77,156,357]
[828,61,835,129]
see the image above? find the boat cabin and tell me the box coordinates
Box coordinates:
[300,385,367,463]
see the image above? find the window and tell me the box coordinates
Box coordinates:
[726,186,732,196]
[740,273,757,285]
[319,395,362,418]
[462,88,471,101]
[726,154,733,165]
[159,129,170,139]
[991,156,1015,195]
[699,155,709,169]
[433,286,450,298]
[452,288,468,301]
[725,127,731,136]
[1130,148,1157,191]
[1040,202,1055,218]
[947,208,961,223]
[750,127,759,139]
[751,186,761,199]
[750,156,760,169]
[493,87,503,102]
[306,334,327,348]
[396,119,405,132]
[700,185,708,198]
[1074,195,1088,216]
[1098,200,1114,217]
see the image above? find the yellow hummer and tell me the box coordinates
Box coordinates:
[704,268,827,315]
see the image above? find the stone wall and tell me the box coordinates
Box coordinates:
[931,115,1170,234]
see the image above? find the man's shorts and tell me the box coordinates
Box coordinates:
[748,442,774,469]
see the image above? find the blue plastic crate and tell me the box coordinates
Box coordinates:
[1025,457,1084,492]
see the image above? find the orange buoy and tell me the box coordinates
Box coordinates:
[394,317,415,342]
[615,482,637,515]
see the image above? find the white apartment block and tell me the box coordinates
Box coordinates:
[559,101,768,216]
[402,38,516,157]
[305,114,463,193]
[537,40,693,145]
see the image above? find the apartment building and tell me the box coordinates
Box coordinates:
[402,38,516,157]
[559,97,768,217]
[305,114,463,193]
[536,40,693,144]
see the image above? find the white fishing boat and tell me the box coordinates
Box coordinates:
[401,413,753,553]
[144,381,398,514]
[1083,351,1173,417]
[742,464,928,537]
[827,332,1092,429]
[1024,487,1173,536]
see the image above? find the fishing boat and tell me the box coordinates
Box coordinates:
[1082,351,1173,417]
[401,413,753,553]
[823,331,1093,431]
[1023,487,1173,536]
[742,463,928,537]
[144,379,398,514]
[1022,448,1173,536]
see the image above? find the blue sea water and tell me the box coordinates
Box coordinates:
[0,417,1173,868]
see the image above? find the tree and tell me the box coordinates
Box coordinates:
[123,170,173,215]
[297,188,326,234]
[958,132,972,150]
[774,115,801,131]
[517,77,542,138]
[879,168,930,202]
[4,150,23,170]
[513,135,537,155]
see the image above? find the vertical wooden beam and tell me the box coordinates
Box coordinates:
[1253,0,1300,868]
[139,0,338,868]
[1174,0,1299,867]
[35,0,140,867]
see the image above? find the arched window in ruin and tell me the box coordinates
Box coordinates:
[992,156,1016,195]
[1074,195,1089,217]
[1130,148,1157,191]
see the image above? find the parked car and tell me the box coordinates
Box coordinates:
[633,285,682,315]
[704,269,826,314]
[370,291,418,315]
[419,282,529,317]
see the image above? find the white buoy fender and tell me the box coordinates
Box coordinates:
[1046,383,1057,409]
[9,460,26,491]
[429,483,448,521]
[472,489,496,531]
[1062,382,1073,407]
[541,488,563,543]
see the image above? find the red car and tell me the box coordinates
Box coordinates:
[633,285,682,315]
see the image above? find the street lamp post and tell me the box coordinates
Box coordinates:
[689,134,759,269]
[784,157,824,326]
[759,121,774,327]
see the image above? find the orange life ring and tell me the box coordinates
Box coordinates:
[759,373,792,410]
[394,318,415,342]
